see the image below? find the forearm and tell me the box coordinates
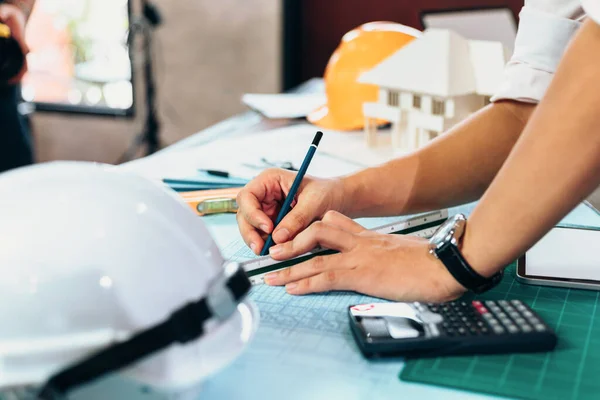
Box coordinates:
[462,19,600,277]
[341,100,535,218]
[5,0,35,19]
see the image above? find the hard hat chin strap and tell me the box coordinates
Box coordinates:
[36,262,251,400]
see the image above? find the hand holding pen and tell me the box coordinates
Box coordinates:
[235,132,348,255]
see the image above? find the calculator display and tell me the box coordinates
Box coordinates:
[360,317,425,339]
[350,303,427,339]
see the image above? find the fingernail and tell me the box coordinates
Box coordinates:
[264,271,278,283]
[259,224,270,233]
[250,243,257,253]
[269,245,283,256]
[273,228,290,243]
[286,283,298,292]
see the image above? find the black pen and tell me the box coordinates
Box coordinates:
[200,169,230,178]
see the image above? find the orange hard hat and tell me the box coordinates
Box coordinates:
[308,22,421,131]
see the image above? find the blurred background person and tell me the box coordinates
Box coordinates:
[0,0,34,172]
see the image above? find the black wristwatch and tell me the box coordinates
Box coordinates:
[429,214,503,294]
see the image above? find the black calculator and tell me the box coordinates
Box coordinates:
[349,300,557,358]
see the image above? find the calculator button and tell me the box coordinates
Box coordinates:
[521,325,533,333]
[458,327,467,335]
[507,325,519,334]
[514,317,527,325]
[504,308,517,316]
[485,301,495,306]
[523,310,534,318]
[534,324,546,332]
[510,300,523,306]
[492,326,505,334]
[480,326,490,334]
[472,301,489,314]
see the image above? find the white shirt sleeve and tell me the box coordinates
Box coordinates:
[582,0,600,24]
[491,0,585,104]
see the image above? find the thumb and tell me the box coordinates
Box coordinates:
[272,204,315,244]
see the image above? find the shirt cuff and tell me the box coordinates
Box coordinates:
[491,5,582,103]
[582,0,600,25]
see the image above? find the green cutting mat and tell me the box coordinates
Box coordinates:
[401,263,600,400]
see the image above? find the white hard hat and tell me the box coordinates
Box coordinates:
[0,161,258,399]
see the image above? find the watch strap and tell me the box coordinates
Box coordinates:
[437,241,503,294]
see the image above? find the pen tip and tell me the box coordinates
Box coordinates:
[313,131,323,146]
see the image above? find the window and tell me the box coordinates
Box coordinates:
[387,91,399,107]
[22,0,134,116]
[432,99,446,116]
[413,94,421,109]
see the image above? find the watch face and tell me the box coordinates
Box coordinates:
[429,214,466,250]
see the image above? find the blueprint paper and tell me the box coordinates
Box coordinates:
[198,284,494,400]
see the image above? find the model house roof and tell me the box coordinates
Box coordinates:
[359,29,508,98]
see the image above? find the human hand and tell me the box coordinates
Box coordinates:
[0,4,29,84]
[264,210,466,302]
[236,168,346,255]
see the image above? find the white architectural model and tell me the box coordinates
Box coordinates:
[360,29,509,152]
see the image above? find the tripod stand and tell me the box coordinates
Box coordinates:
[117,0,162,164]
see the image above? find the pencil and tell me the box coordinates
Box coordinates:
[260,131,323,256]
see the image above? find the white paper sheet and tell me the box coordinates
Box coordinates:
[242,93,326,119]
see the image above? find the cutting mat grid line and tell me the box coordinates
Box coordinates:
[401,265,600,400]
[571,291,598,399]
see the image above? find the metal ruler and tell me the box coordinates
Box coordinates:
[242,209,448,285]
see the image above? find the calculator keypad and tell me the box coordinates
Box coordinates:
[422,300,547,336]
